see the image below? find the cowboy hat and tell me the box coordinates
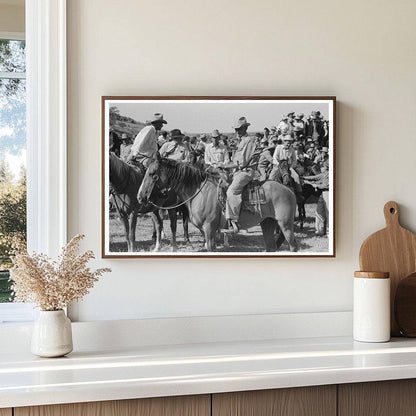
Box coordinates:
[271,126,277,131]
[282,134,293,142]
[295,113,304,119]
[233,116,251,129]
[149,113,167,124]
[287,112,295,118]
[198,133,207,140]
[170,129,184,140]
[211,129,221,138]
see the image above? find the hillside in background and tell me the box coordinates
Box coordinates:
[110,106,145,138]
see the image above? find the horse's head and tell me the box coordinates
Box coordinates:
[279,160,292,186]
[137,154,170,205]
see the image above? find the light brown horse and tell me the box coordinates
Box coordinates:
[137,155,298,252]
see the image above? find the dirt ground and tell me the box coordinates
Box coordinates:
[109,202,328,253]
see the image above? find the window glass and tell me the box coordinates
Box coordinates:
[0,39,26,73]
[0,39,26,303]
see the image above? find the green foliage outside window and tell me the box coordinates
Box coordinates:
[0,161,26,302]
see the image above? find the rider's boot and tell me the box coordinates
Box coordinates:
[222,219,240,234]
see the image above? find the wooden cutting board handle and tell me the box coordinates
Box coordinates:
[384,201,400,228]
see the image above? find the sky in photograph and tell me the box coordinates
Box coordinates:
[112,100,331,135]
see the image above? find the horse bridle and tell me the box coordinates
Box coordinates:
[148,175,209,210]
[139,154,210,210]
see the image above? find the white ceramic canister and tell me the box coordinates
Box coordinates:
[31,310,73,357]
[353,271,390,342]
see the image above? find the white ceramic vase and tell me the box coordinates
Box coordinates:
[31,310,73,358]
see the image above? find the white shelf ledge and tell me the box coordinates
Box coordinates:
[2,335,416,408]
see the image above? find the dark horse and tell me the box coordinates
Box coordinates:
[109,152,189,252]
[273,160,306,229]
[138,155,298,252]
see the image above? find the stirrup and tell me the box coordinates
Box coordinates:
[222,220,239,234]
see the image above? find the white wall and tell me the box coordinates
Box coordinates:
[67,0,416,322]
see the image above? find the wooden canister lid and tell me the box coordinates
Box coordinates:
[354,271,390,279]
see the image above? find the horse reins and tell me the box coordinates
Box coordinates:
[148,175,209,210]
[110,188,135,214]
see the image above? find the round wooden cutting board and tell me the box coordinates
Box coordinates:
[359,201,416,336]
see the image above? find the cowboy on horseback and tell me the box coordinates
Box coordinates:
[269,134,302,193]
[126,113,167,169]
[204,129,230,168]
[222,117,257,234]
[159,129,190,162]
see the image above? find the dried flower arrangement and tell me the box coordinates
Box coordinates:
[10,234,111,311]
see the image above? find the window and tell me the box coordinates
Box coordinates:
[0,0,67,324]
[0,34,26,307]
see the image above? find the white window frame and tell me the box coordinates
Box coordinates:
[0,0,67,323]
[0,32,24,41]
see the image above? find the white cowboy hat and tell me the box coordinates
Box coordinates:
[233,117,251,129]
[211,129,221,138]
[148,113,167,124]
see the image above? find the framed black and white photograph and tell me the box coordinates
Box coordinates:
[102,96,336,258]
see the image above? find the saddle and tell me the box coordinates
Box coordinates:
[242,181,267,204]
[217,173,269,218]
